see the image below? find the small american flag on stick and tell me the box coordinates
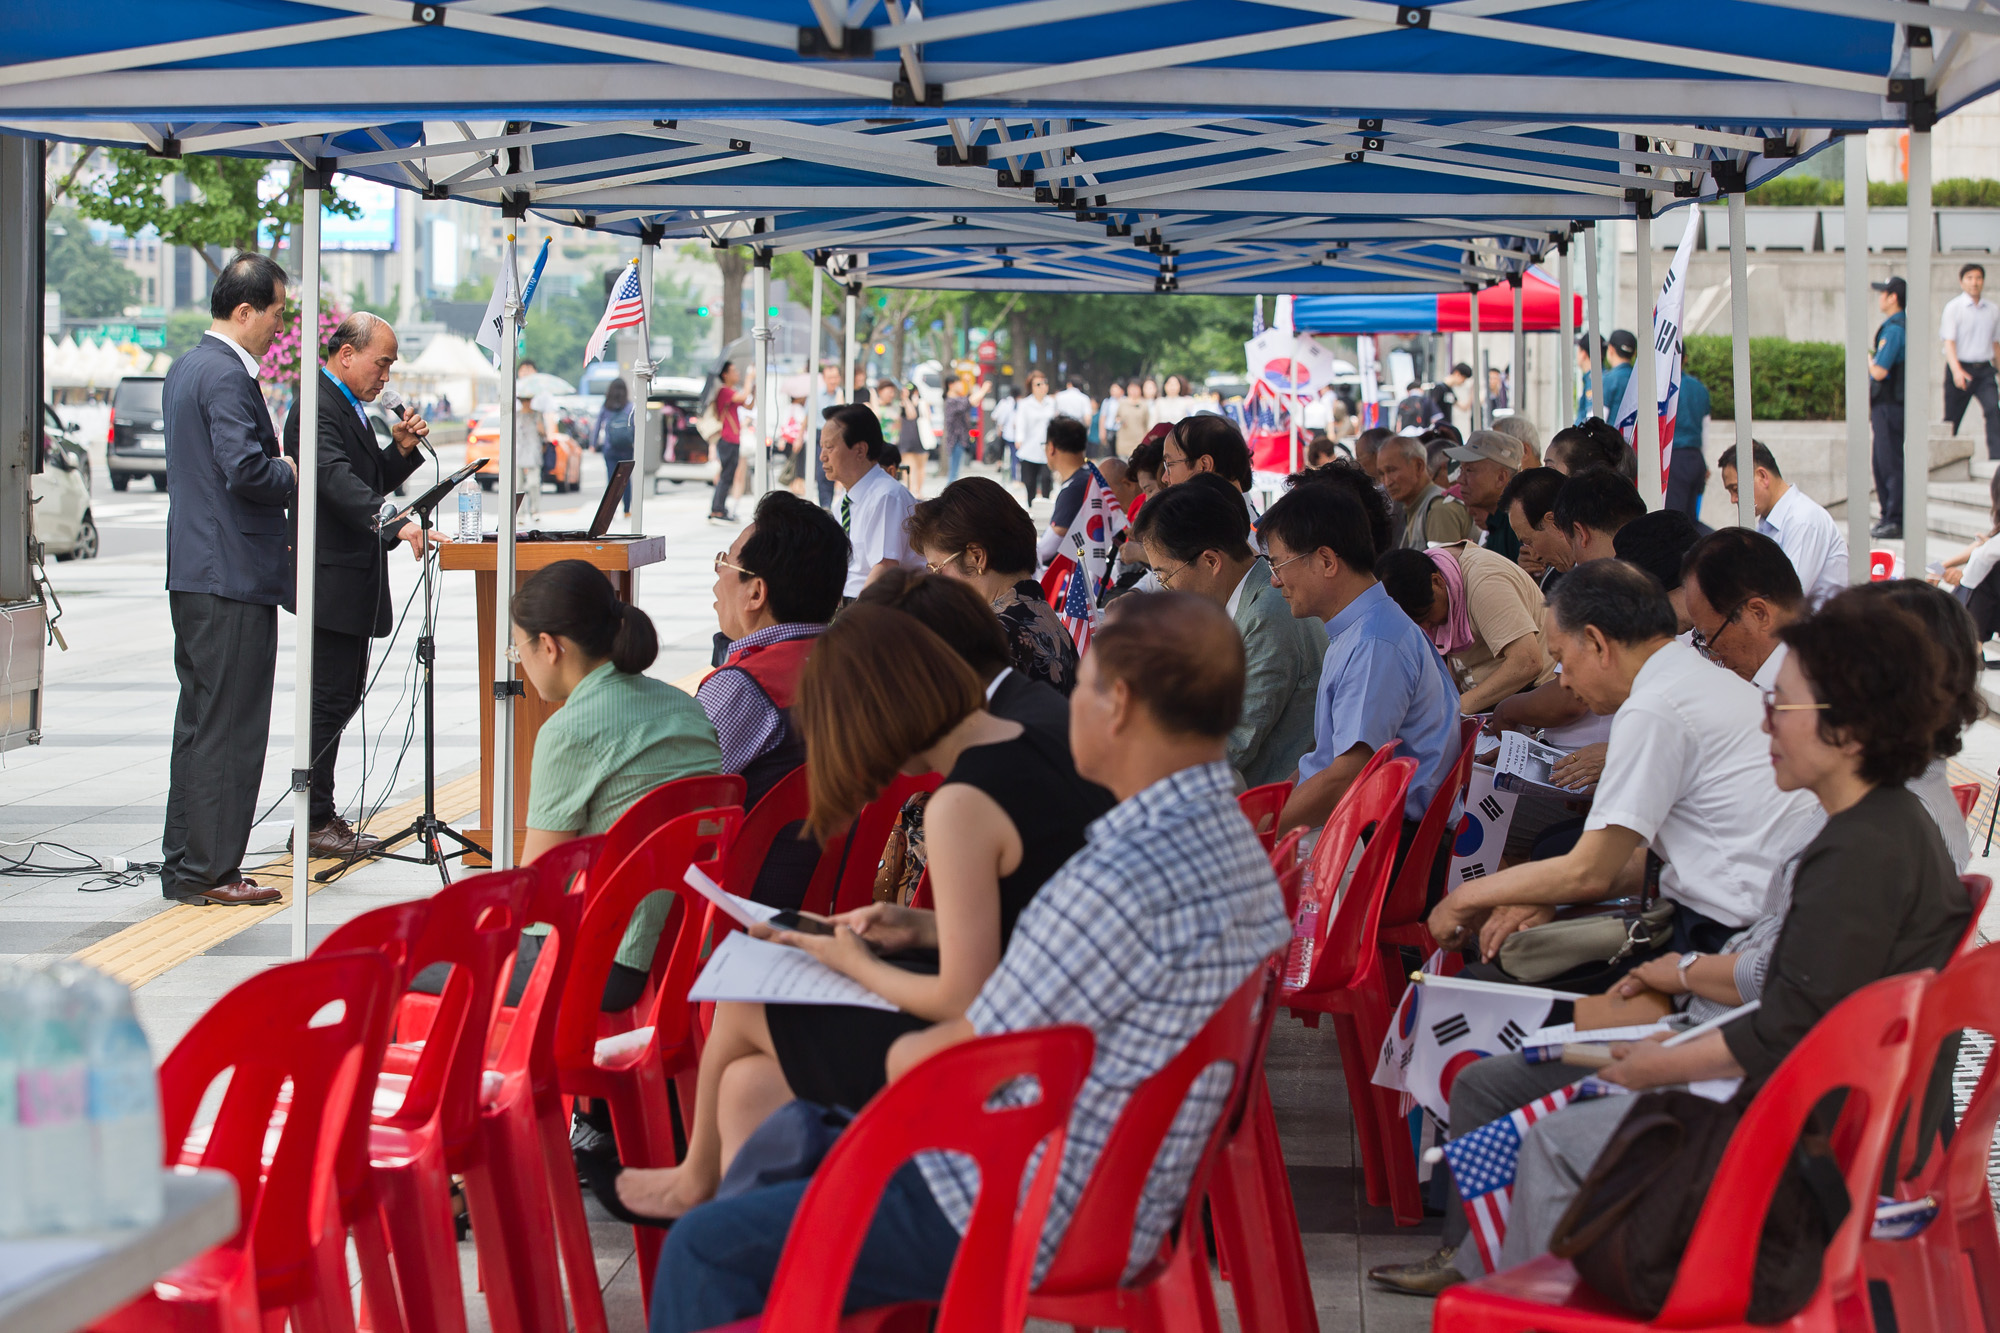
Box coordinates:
[585,260,647,365]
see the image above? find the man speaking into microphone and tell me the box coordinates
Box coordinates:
[283,311,436,858]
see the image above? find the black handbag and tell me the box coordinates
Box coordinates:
[1548,1088,1850,1322]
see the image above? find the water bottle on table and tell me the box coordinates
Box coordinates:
[457,476,483,541]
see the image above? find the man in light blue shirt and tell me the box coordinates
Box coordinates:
[1265,478,1462,896]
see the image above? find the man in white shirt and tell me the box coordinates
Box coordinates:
[1718,440,1847,608]
[1679,527,1803,690]
[1053,375,1093,426]
[820,404,920,598]
[1942,261,2000,460]
[1428,560,1820,962]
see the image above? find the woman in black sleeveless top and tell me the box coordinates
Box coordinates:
[615,605,1111,1222]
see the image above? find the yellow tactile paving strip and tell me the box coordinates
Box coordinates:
[72,772,485,988]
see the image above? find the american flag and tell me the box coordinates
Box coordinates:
[1041,463,1125,653]
[585,260,647,365]
[1443,1080,1607,1271]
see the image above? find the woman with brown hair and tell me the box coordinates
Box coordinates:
[906,476,1079,693]
[614,603,1106,1222]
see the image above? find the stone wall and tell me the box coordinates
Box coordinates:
[1693,419,1972,515]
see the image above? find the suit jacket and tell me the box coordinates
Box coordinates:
[283,369,424,637]
[163,335,297,605]
[1231,557,1327,789]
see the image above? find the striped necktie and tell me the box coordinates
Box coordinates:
[840,494,851,534]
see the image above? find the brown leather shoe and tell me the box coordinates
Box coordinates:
[177,879,282,906]
[1367,1245,1467,1296]
[291,817,385,859]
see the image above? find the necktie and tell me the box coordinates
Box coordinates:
[841,495,852,534]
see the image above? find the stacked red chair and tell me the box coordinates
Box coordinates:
[1865,938,2000,1331]
[555,805,742,1310]
[1237,780,1295,853]
[1281,756,1425,1225]
[1023,962,1286,1333]
[95,951,393,1333]
[694,1026,1096,1333]
[1433,971,1930,1332]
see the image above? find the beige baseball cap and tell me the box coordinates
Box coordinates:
[1444,429,1523,470]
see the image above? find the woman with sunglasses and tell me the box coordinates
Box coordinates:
[906,476,1079,693]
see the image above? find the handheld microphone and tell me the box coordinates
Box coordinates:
[377,389,435,456]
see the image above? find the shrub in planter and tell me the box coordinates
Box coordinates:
[1682,335,1844,421]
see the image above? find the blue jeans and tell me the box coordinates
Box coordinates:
[948,442,969,482]
[649,1165,960,1333]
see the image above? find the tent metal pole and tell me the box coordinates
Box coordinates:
[1906,126,1933,575]
[1728,190,1757,532]
[807,259,824,504]
[1585,226,1604,421]
[493,236,519,871]
[1509,269,1524,424]
[1635,206,1662,508]
[1468,283,1481,432]
[630,237,654,537]
[753,250,772,497]
[844,283,858,412]
[1556,233,1575,430]
[1844,133,1872,584]
[291,171,322,960]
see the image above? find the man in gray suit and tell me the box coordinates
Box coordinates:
[1130,473,1324,788]
[160,254,297,905]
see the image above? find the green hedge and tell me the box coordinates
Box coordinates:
[1740,176,2000,207]
[1682,335,1845,420]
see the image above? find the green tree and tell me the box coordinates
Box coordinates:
[164,308,210,358]
[44,207,138,319]
[69,151,360,279]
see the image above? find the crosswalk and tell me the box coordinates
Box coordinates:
[90,495,171,526]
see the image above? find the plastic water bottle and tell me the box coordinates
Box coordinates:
[456,477,482,541]
[1282,830,1322,991]
[0,967,27,1237]
[67,965,162,1228]
[18,968,93,1233]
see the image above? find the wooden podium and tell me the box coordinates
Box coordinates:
[440,536,666,865]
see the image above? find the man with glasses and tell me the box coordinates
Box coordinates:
[1680,527,1805,690]
[1262,483,1461,875]
[1131,474,1324,787]
[1159,415,1262,525]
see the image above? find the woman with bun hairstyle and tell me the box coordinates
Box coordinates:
[513,558,723,986]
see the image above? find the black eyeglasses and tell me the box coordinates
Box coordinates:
[1690,601,1747,660]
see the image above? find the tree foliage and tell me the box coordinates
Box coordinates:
[69,151,360,276]
[44,207,138,319]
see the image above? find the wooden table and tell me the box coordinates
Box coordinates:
[438,536,666,864]
[0,1171,236,1333]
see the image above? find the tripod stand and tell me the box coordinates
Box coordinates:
[353,485,488,886]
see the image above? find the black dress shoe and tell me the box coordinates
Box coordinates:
[1871,521,1903,539]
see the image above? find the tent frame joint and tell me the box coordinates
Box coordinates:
[500,191,529,219]
[301,158,335,191]
[797,25,875,58]
[291,768,311,792]
[1890,78,1938,130]
[410,3,446,26]
[1395,6,1432,29]
[936,144,988,166]
[893,78,943,108]
[145,137,181,160]
[492,681,525,700]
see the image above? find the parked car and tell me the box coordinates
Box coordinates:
[106,374,167,491]
[649,375,712,486]
[37,404,96,561]
[463,404,584,492]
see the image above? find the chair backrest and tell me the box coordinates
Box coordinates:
[1886,938,2000,1192]
[1380,716,1480,929]
[718,763,816,901]
[595,772,745,884]
[159,952,392,1311]
[827,771,943,916]
[1237,781,1294,853]
[1269,828,1306,918]
[1955,874,1991,958]
[1289,757,1416,997]
[1869,549,1896,581]
[1951,782,1982,819]
[757,1027,1095,1333]
[1037,963,1276,1294]
[1659,972,1928,1327]
[497,835,607,1098]
[1352,736,1401,789]
[554,806,741,1093]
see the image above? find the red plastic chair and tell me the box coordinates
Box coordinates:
[1269,827,1307,916]
[696,1026,1096,1333]
[554,806,741,1310]
[1870,549,1897,581]
[1379,716,1482,957]
[1025,962,1284,1333]
[1434,971,1929,1332]
[597,773,746,883]
[1283,756,1425,1226]
[824,772,943,916]
[1864,918,1997,1332]
[1950,781,1980,819]
[718,764,821,908]
[96,952,393,1333]
[1238,781,1295,853]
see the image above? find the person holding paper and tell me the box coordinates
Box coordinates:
[1375,586,1969,1295]
[647,592,1289,1333]
[615,605,1110,1224]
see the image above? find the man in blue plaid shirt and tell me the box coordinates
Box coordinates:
[651,592,1290,1333]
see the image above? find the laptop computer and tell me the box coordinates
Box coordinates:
[482,460,636,541]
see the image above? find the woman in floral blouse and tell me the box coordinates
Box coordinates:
[906,476,1079,694]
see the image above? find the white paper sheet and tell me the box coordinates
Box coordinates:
[687,931,899,1011]
[683,865,780,930]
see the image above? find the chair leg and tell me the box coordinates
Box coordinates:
[373,1156,471,1333]
[351,1206,406,1333]
[1351,988,1425,1227]
[1207,1078,1319,1333]
[537,1099,610,1333]
[1326,1011,1390,1209]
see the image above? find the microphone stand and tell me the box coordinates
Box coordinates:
[347,481,488,885]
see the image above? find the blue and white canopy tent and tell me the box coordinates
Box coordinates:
[2,0,1986,940]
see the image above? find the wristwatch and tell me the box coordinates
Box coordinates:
[1676,952,1704,989]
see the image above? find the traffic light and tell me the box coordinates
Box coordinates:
[768,305,779,317]
[873,342,887,355]
[688,304,711,317]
